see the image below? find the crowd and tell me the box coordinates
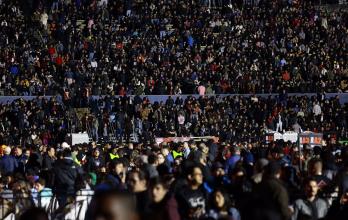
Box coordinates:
[0,0,348,97]
[1,94,348,146]
[0,93,348,219]
[1,0,348,220]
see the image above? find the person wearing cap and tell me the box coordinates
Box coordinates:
[0,146,18,176]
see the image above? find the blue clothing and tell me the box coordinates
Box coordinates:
[207,207,241,220]
[10,65,19,75]
[244,151,255,165]
[188,35,195,47]
[0,155,18,175]
[166,153,174,164]
[183,147,191,159]
[105,174,124,189]
[225,155,241,174]
[32,187,53,207]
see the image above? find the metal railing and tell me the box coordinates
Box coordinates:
[2,93,348,105]
[0,190,94,220]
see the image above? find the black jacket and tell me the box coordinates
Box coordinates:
[42,154,55,170]
[255,177,292,220]
[53,157,79,195]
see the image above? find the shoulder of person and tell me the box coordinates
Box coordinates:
[315,197,330,207]
[294,198,306,207]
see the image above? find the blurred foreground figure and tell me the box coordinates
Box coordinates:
[86,190,139,220]
[19,207,48,220]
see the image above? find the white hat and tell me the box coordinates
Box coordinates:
[61,142,70,149]
[4,146,11,155]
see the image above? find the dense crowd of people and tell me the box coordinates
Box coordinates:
[0,0,347,97]
[1,94,348,146]
[0,93,348,220]
[1,0,348,220]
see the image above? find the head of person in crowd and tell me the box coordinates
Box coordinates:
[156,153,165,166]
[127,169,148,193]
[304,178,319,201]
[210,189,233,212]
[46,147,55,158]
[212,162,225,178]
[93,148,100,159]
[109,158,123,175]
[34,178,48,193]
[150,177,170,203]
[88,190,139,220]
[263,161,282,180]
[4,146,11,156]
[186,165,204,190]
[19,207,49,220]
[308,158,324,176]
[253,159,269,178]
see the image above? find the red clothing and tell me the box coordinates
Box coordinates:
[119,88,126,96]
[282,71,290,81]
[48,47,56,56]
[56,56,63,65]
[147,79,155,89]
[116,43,123,49]
[149,195,181,220]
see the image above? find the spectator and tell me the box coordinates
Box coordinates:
[32,178,53,210]
[225,146,241,174]
[255,161,292,220]
[0,146,18,175]
[105,159,126,189]
[149,177,181,220]
[291,178,329,220]
[87,190,139,220]
[127,169,151,218]
[176,165,208,220]
[86,148,105,173]
[206,189,241,220]
[53,148,79,207]
[19,207,49,220]
[308,158,331,190]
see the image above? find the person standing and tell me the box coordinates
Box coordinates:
[148,177,181,220]
[0,146,18,175]
[53,148,79,207]
[255,161,292,220]
[292,178,329,220]
[176,165,208,220]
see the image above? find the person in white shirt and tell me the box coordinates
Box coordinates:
[313,102,322,116]
[276,114,283,133]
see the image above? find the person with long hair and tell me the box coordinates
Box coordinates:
[148,177,180,220]
[206,189,240,220]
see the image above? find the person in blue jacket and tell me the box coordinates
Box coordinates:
[0,146,18,175]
